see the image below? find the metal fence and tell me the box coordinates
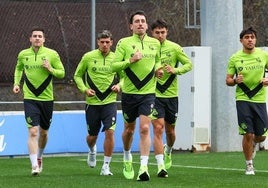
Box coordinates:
[1,0,268,110]
[1,0,200,84]
[0,0,200,110]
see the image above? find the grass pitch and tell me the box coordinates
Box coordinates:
[1,151,268,188]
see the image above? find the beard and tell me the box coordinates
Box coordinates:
[245,46,254,51]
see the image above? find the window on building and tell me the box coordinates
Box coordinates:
[185,0,200,29]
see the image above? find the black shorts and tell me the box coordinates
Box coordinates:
[236,101,268,136]
[24,99,53,130]
[121,93,155,123]
[85,103,117,136]
[152,97,178,125]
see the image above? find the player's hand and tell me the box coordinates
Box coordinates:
[111,84,120,93]
[164,64,175,74]
[235,73,243,84]
[13,85,20,94]
[262,77,268,86]
[155,67,164,78]
[130,50,142,63]
[85,89,95,97]
[42,59,53,72]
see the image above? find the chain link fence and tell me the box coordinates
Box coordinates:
[0,0,200,110]
[0,0,267,110]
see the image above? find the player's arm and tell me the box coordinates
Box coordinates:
[46,52,65,79]
[262,52,268,86]
[74,57,88,94]
[13,54,24,94]
[226,74,237,86]
[155,48,163,78]
[111,40,132,73]
[226,56,241,87]
[175,47,193,75]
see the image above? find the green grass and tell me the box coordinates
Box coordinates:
[1,151,268,188]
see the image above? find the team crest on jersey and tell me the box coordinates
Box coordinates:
[132,45,136,50]
[92,67,97,72]
[238,67,243,72]
[25,57,29,61]
[166,52,171,57]
[149,45,154,50]
[256,57,261,63]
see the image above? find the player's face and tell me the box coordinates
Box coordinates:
[30,31,45,48]
[98,37,113,55]
[130,14,148,36]
[240,33,256,51]
[151,27,168,43]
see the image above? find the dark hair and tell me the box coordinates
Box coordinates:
[129,10,147,24]
[31,26,45,35]
[239,27,257,39]
[151,19,168,30]
[97,30,113,40]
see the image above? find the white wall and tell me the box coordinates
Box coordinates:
[174,46,212,151]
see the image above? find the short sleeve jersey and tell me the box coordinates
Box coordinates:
[112,34,161,94]
[14,46,65,101]
[156,39,193,98]
[227,48,268,103]
[74,49,117,105]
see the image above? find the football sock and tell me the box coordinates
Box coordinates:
[103,156,111,166]
[30,154,38,167]
[165,145,172,154]
[37,148,44,159]
[140,155,149,166]
[246,160,253,165]
[123,149,131,161]
[155,154,164,167]
[90,145,96,153]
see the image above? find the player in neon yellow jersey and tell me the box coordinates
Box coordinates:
[151,19,193,176]
[74,30,120,176]
[111,10,163,181]
[226,27,268,175]
[13,26,65,176]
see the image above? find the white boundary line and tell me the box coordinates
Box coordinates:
[78,158,268,173]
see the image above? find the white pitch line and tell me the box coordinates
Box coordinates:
[173,164,268,173]
[78,158,268,173]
